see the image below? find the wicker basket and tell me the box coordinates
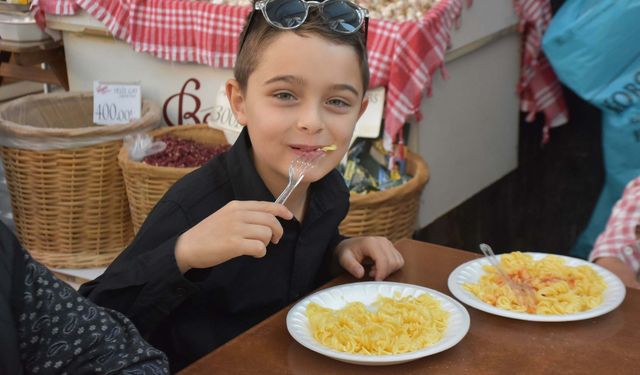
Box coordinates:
[119,125,228,233]
[0,92,161,268]
[120,124,429,241]
[339,150,429,242]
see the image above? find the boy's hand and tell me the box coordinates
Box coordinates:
[175,201,293,273]
[335,237,404,281]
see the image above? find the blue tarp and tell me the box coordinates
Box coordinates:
[542,0,640,259]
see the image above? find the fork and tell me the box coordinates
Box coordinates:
[275,153,323,205]
[479,243,537,312]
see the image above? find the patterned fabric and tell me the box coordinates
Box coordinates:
[513,0,568,143]
[17,252,169,374]
[589,177,640,274]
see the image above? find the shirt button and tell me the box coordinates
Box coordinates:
[174,287,187,297]
[624,246,634,256]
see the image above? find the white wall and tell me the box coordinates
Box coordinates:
[411,31,521,226]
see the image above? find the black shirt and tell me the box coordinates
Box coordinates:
[79,127,350,372]
[0,222,169,375]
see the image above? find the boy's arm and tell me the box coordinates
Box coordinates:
[329,232,349,275]
[80,200,199,335]
[316,230,349,285]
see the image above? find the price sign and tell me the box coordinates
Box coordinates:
[207,82,244,144]
[353,87,385,141]
[93,81,141,125]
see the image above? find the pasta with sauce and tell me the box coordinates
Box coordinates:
[463,252,606,314]
[306,293,449,355]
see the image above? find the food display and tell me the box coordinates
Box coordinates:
[358,0,440,21]
[340,138,412,193]
[143,135,231,168]
[212,0,441,22]
[463,252,607,315]
[306,293,449,355]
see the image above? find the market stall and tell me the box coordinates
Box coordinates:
[30,0,566,228]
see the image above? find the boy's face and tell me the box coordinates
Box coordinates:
[227,32,368,191]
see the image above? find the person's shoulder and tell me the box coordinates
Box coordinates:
[324,169,349,195]
[315,169,349,205]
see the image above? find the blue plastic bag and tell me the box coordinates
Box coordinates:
[542,0,640,259]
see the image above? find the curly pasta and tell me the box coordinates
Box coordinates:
[463,252,607,314]
[306,293,449,355]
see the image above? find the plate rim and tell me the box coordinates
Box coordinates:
[286,281,470,365]
[447,252,627,322]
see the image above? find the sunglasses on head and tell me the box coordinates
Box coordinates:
[238,0,369,53]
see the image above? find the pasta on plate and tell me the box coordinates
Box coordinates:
[306,293,449,355]
[463,252,606,314]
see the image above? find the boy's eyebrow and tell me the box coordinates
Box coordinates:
[264,75,305,86]
[264,75,360,97]
[330,84,360,97]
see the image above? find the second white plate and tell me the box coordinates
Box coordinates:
[447,253,626,322]
[286,281,470,365]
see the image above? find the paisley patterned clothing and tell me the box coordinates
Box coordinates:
[0,222,170,374]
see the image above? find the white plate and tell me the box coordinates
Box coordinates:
[286,281,470,365]
[447,252,626,322]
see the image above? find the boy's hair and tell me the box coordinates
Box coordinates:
[234,2,370,94]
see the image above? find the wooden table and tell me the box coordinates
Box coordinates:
[180,239,640,375]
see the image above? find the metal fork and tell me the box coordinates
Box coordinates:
[275,153,323,205]
[479,243,537,312]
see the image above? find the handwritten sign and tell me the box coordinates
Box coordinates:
[353,87,385,141]
[207,83,244,144]
[208,83,385,147]
[93,81,141,125]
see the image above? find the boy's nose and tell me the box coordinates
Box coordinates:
[296,105,325,133]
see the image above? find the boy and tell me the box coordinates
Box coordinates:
[80,0,404,371]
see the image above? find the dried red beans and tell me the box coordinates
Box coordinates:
[143,135,230,168]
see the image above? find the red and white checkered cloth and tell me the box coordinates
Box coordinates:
[513,0,568,143]
[33,0,566,143]
[31,0,470,143]
[589,177,640,273]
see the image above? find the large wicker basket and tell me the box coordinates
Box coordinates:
[119,125,228,233]
[339,150,429,242]
[0,92,161,268]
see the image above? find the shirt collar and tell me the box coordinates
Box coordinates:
[225,127,274,202]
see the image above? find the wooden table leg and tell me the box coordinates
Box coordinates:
[0,51,12,86]
[49,47,69,91]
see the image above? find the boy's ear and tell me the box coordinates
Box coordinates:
[225,79,248,126]
[357,95,369,119]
